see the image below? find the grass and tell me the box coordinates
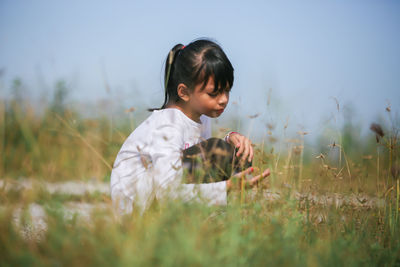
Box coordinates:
[1,190,399,266]
[1,80,400,266]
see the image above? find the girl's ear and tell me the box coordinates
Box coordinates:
[177,83,190,102]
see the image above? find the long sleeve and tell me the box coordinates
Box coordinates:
[149,123,227,206]
[110,142,156,214]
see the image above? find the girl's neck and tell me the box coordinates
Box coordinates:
[165,102,201,123]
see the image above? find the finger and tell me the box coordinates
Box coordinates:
[248,168,270,186]
[241,140,250,162]
[248,144,254,162]
[233,166,254,178]
[262,168,271,177]
[236,138,245,157]
[234,140,240,149]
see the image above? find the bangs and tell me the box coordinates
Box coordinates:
[194,50,234,93]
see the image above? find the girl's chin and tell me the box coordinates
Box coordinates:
[209,112,223,118]
[202,109,224,118]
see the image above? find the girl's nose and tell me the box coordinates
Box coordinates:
[218,92,229,106]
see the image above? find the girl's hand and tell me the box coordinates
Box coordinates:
[226,167,270,192]
[226,132,254,163]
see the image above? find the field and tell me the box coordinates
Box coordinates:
[1,80,400,266]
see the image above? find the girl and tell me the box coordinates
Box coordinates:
[110,39,270,216]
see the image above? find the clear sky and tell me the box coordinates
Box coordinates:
[1,0,399,139]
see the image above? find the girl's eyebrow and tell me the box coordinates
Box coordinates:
[215,85,231,92]
[203,84,215,91]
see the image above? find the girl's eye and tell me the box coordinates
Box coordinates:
[208,92,219,97]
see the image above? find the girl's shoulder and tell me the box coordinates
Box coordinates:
[137,108,181,127]
[152,108,202,129]
[151,108,181,123]
[128,108,202,143]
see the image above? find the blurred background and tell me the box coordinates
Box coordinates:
[2,0,399,132]
[1,0,399,180]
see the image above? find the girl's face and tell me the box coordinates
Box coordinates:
[188,76,230,119]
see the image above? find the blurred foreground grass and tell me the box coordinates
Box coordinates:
[1,79,400,265]
[1,188,399,266]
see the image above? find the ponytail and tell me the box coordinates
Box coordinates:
[148,44,184,111]
[163,44,185,108]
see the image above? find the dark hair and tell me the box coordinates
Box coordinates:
[150,39,234,110]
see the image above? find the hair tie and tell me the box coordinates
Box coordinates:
[181,45,186,50]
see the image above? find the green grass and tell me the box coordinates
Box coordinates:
[1,191,399,266]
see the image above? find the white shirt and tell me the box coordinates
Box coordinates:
[110,108,227,214]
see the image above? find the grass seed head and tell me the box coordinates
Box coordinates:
[248,113,260,119]
[125,107,135,113]
[266,123,275,130]
[386,102,391,112]
[370,123,384,143]
[391,164,399,180]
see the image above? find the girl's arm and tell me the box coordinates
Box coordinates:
[149,124,227,205]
